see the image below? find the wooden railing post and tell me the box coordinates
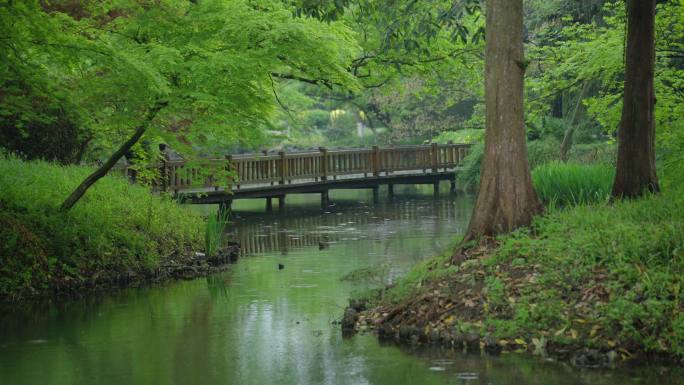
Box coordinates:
[279,151,287,185]
[431,143,439,173]
[447,140,454,169]
[319,147,328,181]
[372,145,380,176]
[225,155,234,191]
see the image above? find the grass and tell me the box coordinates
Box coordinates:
[205,209,230,258]
[0,155,204,299]
[532,162,614,206]
[455,140,616,193]
[485,188,684,358]
[361,185,684,361]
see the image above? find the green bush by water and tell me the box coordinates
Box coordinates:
[0,155,204,299]
[532,162,614,206]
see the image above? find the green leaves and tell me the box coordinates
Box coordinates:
[1,0,361,162]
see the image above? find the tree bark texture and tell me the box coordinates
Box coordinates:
[463,0,543,241]
[612,0,659,198]
[60,102,166,211]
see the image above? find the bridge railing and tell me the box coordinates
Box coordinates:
[154,142,470,192]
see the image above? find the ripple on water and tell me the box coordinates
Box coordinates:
[290,284,317,288]
[428,367,446,371]
[456,372,479,380]
[431,359,455,366]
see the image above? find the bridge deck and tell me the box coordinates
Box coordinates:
[127,143,471,206]
[181,169,460,204]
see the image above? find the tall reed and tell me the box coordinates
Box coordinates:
[205,209,231,257]
[532,162,614,207]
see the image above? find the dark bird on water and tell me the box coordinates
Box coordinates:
[278,263,285,270]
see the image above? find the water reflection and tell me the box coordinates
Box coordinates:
[0,190,681,385]
[232,193,470,257]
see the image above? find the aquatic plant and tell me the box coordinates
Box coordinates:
[205,209,231,258]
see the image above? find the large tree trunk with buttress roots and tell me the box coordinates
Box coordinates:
[60,102,166,211]
[612,0,659,198]
[463,0,543,242]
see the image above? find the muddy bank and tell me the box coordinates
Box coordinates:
[343,240,681,368]
[1,243,240,302]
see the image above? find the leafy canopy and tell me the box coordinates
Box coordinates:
[0,0,360,159]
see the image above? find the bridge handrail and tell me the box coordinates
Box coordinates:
[127,142,471,193]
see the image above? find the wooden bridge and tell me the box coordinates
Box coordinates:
[150,142,471,211]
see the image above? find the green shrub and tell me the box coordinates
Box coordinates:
[0,155,203,298]
[532,162,614,206]
[527,138,563,169]
[456,142,483,191]
[568,142,617,165]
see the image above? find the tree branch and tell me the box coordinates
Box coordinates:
[270,72,336,90]
[60,100,167,211]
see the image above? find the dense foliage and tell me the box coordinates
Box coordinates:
[269,0,683,175]
[2,1,682,164]
[0,0,359,163]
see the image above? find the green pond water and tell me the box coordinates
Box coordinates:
[1,185,682,385]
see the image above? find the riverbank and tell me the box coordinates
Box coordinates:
[0,155,236,301]
[347,187,684,366]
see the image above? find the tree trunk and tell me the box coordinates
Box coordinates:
[559,81,590,162]
[60,103,165,211]
[612,0,659,198]
[462,0,543,242]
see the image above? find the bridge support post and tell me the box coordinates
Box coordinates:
[278,195,286,211]
[321,191,330,209]
[266,197,273,213]
[388,184,394,198]
[450,179,456,193]
[433,181,440,198]
[372,186,379,203]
